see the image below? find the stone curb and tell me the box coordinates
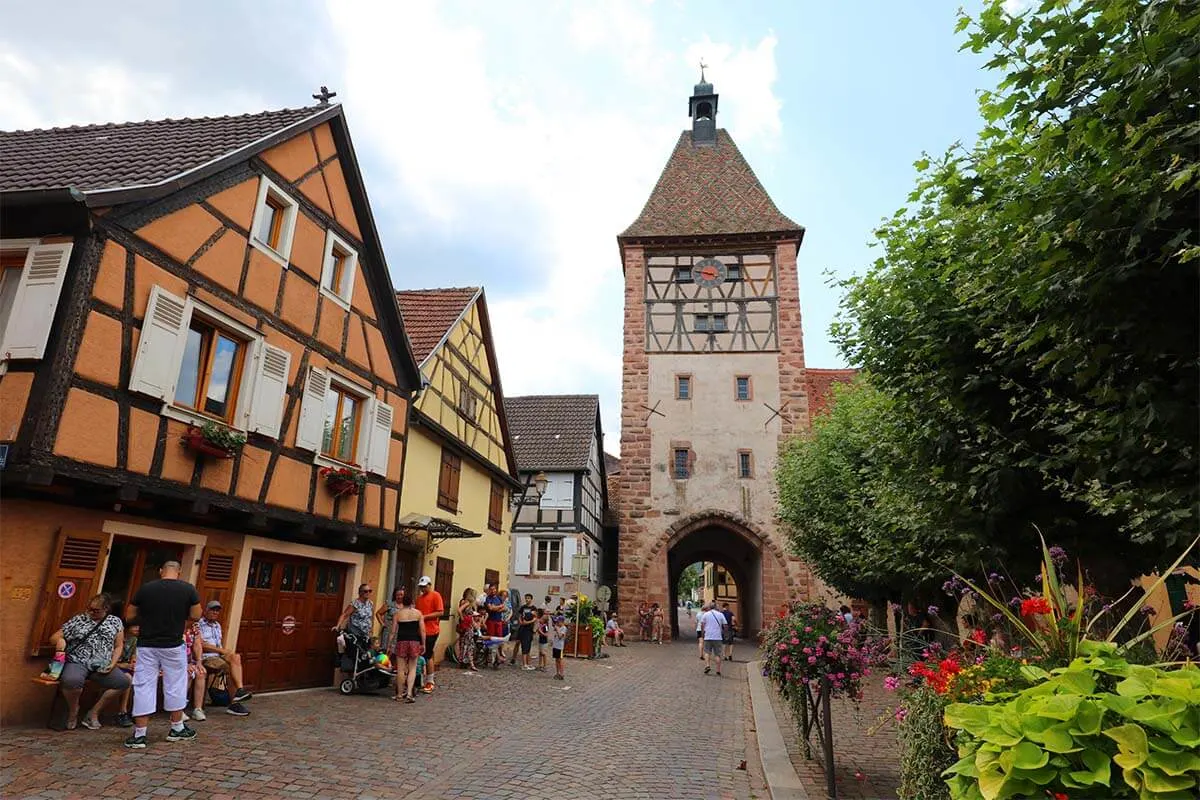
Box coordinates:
[747,659,809,800]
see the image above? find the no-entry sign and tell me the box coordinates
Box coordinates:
[280,615,296,635]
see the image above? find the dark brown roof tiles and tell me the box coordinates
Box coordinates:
[505,395,599,471]
[620,130,802,239]
[0,106,327,192]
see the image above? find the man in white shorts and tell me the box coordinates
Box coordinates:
[124,561,201,748]
[700,603,727,677]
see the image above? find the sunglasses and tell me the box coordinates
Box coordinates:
[360,588,372,594]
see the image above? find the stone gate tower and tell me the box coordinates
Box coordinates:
[616,77,815,637]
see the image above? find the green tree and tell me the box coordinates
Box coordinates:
[777,379,982,602]
[830,0,1198,582]
[676,563,702,599]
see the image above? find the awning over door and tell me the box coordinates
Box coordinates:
[398,513,483,542]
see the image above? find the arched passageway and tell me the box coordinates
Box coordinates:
[667,522,762,640]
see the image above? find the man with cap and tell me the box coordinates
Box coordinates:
[198,600,252,716]
[414,576,444,693]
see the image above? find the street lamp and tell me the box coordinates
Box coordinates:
[533,471,548,498]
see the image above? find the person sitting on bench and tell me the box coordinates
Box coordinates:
[605,613,627,646]
[49,594,130,730]
[198,601,252,714]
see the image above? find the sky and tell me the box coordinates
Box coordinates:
[0,0,1011,453]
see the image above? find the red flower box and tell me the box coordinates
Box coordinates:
[181,427,235,459]
[327,477,361,497]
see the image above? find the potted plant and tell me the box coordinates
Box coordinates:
[564,595,606,658]
[319,466,366,497]
[181,421,246,459]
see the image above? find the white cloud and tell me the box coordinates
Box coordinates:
[0,48,263,130]
[326,2,784,451]
[1003,0,1033,16]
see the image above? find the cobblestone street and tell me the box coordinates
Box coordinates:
[0,634,766,800]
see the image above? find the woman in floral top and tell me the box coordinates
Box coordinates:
[375,588,407,654]
[335,584,375,639]
[50,594,129,730]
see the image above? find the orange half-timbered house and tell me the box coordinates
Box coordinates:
[0,101,421,723]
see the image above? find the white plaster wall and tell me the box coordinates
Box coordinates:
[645,351,782,524]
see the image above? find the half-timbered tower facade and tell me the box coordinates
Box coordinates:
[0,102,421,722]
[616,78,819,637]
[395,287,520,654]
[506,395,612,602]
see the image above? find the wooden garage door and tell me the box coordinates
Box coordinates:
[238,554,346,692]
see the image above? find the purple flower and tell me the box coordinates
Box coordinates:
[927,605,939,616]
[991,613,1003,622]
[988,572,1002,583]
[808,656,817,664]
[1009,597,1022,608]
[1141,606,1156,616]
[790,637,800,645]
[1034,574,1042,584]
[894,707,908,722]
[781,655,790,664]
[1049,545,1068,565]
[1101,603,1113,613]
[1173,623,1187,636]
[804,626,813,633]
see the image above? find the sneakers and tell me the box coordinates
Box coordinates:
[704,665,712,674]
[180,711,190,722]
[190,708,207,722]
[233,688,253,702]
[523,665,536,671]
[420,682,435,694]
[225,702,250,717]
[115,712,133,728]
[80,716,101,730]
[165,724,197,742]
[554,674,564,680]
[123,734,147,749]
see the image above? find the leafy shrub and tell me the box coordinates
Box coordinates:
[943,641,1200,800]
[198,420,246,452]
[898,685,956,800]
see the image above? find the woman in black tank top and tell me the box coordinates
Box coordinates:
[389,594,425,702]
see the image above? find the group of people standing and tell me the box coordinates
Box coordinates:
[636,602,666,642]
[453,585,569,679]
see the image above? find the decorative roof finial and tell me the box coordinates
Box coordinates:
[699,59,708,83]
[312,86,338,106]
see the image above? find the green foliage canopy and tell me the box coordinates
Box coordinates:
[823,0,1198,578]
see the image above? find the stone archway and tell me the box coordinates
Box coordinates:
[619,509,802,640]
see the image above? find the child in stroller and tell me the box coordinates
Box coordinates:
[336,630,395,695]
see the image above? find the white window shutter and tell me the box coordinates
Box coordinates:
[1,243,73,360]
[128,285,188,401]
[561,536,577,577]
[513,536,531,575]
[247,343,291,438]
[365,400,394,476]
[294,367,330,452]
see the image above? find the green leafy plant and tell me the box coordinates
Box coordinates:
[953,535,1198,666]
[943,641,1200,800]
[898,685,956,800]
[196,421,246,453]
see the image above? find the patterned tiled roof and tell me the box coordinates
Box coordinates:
[0,106,328,192]
[620,129,803,239]
[505,395,600,471]
[395,287,480,364]
[807,368,858,418]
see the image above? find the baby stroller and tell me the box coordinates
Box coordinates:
[337,630,394,695]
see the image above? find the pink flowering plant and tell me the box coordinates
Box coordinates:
[761,602,889,707]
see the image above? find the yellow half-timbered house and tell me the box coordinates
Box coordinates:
[394,288,520,660]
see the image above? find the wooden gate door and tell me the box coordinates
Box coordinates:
[238,554,347,692]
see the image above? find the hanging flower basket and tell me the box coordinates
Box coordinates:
[320,466,366,497]
[181,422,246,459]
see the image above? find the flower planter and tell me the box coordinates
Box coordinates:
[327,478,361,497]
[181,427,235,459]
[563,624,595,658]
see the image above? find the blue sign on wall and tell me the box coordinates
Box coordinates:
[0,444,8,470]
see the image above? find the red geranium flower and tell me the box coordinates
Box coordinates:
[1020,597,1052,618]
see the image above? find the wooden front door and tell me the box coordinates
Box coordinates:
[238,553,346,692]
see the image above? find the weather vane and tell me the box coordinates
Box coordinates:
[699,59,708,82]
[312,86,338,106]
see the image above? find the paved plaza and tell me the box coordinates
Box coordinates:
[0,631,767,800]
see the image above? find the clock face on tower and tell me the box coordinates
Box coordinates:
[691,257,728,288]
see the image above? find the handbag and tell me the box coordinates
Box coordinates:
[208,671,230,706]
[41,617,107,681]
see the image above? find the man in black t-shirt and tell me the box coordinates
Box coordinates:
[123,560,201,749]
